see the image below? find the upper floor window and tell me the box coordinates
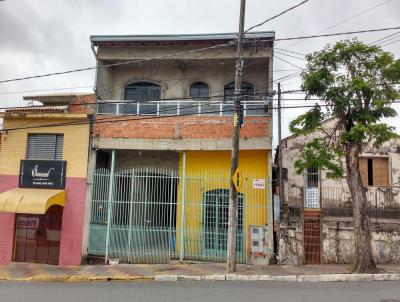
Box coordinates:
[224,81,254,101]
[124,82,161,102]
[27,134,64,160]
[189,82,209,98]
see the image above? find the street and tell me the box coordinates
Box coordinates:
[0,281,399,302]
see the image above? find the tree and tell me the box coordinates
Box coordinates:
[290,39,400,273]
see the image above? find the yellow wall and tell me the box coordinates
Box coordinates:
[0,117,90,178]
[176,150,269,258]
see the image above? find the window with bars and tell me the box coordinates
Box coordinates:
[26,134,64,160]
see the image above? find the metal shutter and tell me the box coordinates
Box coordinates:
[27,134,64,160]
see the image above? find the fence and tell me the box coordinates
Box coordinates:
[88,168,270,264]
[96,97,269,117]
[284,185,400,223]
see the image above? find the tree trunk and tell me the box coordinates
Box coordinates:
[345,142,378,273]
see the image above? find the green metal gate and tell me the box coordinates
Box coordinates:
[88,167,269,264]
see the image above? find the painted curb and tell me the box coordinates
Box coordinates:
[1,273,400,283]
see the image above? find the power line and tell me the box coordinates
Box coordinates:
[369,30,400,45]
[380,37,400,47]
[2,99,399,133]
[263,26,400,43]
[284,0,393,49]
[245,0,310,33]
[274,55,304,70]
[1,25,399,87]
[0,40,237,85]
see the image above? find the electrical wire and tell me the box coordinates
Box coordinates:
[2,100,400,133]
[245,0,310,33]
[284,0,393,49]
[2,26,399,86]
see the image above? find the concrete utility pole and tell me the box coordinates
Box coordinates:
[277,83,284,217]
[227,0,246,273]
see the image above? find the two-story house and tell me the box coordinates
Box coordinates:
[84,32,275,265]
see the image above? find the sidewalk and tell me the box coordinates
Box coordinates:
[1,262,400,282]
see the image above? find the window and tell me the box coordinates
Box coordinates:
[124,82,161,115]
[189,82,209,98]
[360,157,390,186]
[306,167,319,188]
[124,82,161,102]
[224,81,254,101]
[305,167,319,209]
[27,134,64,160]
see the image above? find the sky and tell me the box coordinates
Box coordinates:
[0,0,399,148]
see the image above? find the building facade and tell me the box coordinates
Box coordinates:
[276,119,400,265]
[84,32,275,264]
[0,94,93,266]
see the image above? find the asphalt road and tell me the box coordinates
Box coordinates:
[0,281,399,302]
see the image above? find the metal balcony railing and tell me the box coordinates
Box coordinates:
[96,98,271,117]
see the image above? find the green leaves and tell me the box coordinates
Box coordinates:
[292,38,400,180]
[289,104,325,135]
[294,139,344,179]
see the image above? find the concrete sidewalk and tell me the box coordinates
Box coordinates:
[1,262,400,282]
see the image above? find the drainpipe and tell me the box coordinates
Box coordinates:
[105,149,116,264]
[179,151,187,262]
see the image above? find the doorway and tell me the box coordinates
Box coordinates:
[14,205,63,265]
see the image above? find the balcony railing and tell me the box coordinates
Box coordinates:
[96,98,271,117]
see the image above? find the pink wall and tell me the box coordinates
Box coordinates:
[59,177,87,266]
[0,175,18,265]
[0,174,87,266]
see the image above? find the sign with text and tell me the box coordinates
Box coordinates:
[19,160,67,189]
[252,179,265,190]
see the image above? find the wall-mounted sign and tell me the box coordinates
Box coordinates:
[19,160,67,189]
[252,179,265,190]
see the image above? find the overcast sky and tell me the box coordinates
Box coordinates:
[0,0,399,147]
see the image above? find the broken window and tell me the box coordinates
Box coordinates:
[360,157,390,187]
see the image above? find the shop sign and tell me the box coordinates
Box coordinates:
[252,179,265,190]
[19,160,67,189]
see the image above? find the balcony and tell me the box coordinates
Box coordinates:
[96,97,271,117]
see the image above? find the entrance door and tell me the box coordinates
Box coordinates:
[303,210,321,264]
[15,205,63,265]
[203,189,244,260]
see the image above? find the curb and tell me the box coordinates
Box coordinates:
[0,273,399,283]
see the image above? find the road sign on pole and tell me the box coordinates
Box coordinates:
[231,168,243,191]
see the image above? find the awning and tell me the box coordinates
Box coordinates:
[0,188,66,214]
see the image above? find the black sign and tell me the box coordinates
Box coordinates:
[19,160,67,189]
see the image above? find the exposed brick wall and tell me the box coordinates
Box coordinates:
[67,94,95,114]
[93,115,270,139]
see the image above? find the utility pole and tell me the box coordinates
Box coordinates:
[227,0,246,273]
[277,83,284,220]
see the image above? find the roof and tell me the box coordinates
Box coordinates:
[5,105,68,114]
[23,92,92,102]
[90,31,275,45]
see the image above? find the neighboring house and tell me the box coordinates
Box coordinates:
[275,118,400,265]
[0,93,94,266]
[84,32,275,264]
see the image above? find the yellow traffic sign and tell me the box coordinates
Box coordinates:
[231,168,243,191]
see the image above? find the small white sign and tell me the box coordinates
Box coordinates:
[252,179,265,189]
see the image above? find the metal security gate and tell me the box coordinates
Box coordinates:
[88,167,269,264]
[89,168,178,263]
[15,205,63,265]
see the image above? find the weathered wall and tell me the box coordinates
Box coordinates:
[97,59,270,100]
[281,119,400,190]
[279,220,400,265]
[115,150,179,171]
